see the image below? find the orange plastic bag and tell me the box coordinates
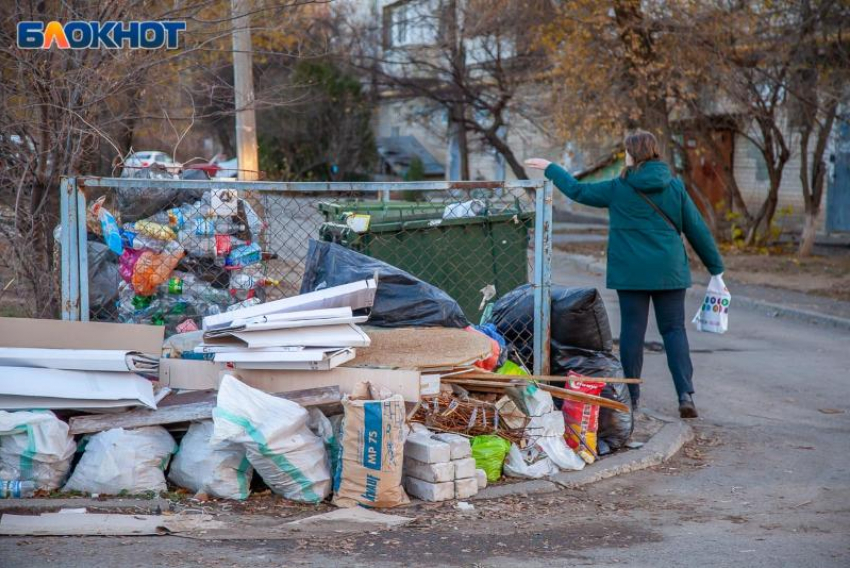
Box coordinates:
[131,241,185,296]
[561,371,605,464]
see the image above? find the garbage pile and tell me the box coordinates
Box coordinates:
[84,187,271,333]
[0,245,639,512]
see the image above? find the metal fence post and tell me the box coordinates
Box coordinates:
[77,181,90,321]
[60,177,81,321]
[532,180,553,376]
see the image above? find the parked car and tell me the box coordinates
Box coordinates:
[121,151,181,177]
[184,154,224,177]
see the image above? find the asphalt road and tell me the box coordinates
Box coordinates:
[1,251,848,567]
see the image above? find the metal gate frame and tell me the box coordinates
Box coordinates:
[60,176,553,374]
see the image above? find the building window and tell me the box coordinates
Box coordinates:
[391,4,409,46]
[384,0,436,48]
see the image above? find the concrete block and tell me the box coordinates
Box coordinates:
[405,434,451,464]
[475,468,487,490]
[404,477,454,502]
[454,477,478,499]
[452,457,477,480]
[432,433,472,460]
[404,457,455,483]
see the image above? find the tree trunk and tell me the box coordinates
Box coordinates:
[484,129,527,179]
[798,211,818,256]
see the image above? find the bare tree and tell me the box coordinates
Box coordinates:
[0,0,321,317]
[344,0,553,180]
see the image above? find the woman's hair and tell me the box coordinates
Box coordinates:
[621,130,662,178]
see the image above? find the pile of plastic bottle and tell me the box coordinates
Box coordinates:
[90,190,276,334]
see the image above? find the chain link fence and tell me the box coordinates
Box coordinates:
[60,176,553,373]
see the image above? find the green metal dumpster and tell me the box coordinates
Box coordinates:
[317,200,534,320]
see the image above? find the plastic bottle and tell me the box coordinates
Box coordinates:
[178,231,216,258]
[149,206,189,231]
[225,243,262,268]
[99,206,124,255]
[134,220,177,241]
[122,229,168,253]
[1,480,36,498]
[131,240,185,296]
[214,234,248,256]
[225,297,262,312]
[214,218,247,235]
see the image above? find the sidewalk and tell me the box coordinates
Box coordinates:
[552,221,850,331]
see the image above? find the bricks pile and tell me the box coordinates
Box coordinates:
[403,432,487,502]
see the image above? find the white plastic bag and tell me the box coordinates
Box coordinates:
[504,443,559,479]
[63,427,176,495]
[168,421,253,500]
[0,410,76,490]
[443,199,486,219]
[692,274,731,334]
[211,374,331,503]
[521,387,586,472]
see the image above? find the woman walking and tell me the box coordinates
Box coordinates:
[525,130,724,418]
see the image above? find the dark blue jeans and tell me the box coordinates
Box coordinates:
[617,289,694,406]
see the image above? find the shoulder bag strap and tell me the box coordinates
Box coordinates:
[632,188,681,235]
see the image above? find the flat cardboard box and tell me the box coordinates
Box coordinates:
[158,358,423,402]
[0,317,163,354]
[0,367,157,410]
[202,279,377,331]
[202,324,371,349]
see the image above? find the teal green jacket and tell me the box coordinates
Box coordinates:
[545,160,724,290]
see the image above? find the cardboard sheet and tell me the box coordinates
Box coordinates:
[202,323,371,349]
[202,279,377,331]
[347,327,492,369]
[205,313,369,336]
[213,347,356,370]
[0,367,157,410]
[0,348,158,373]
[157,360,423,402]
[0,317,163,354]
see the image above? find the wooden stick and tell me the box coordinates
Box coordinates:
[536,383,630,413]
[69,386,341,435]
[461,371,642,384]
[442,378,630,413]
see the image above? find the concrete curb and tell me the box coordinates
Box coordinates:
[1,422,692,512]
[473,419,693,500]
[556,252,850,331]
[0,497,173,514]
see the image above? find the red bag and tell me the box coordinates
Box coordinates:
[561,371,605,464]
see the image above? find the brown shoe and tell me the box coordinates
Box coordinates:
[679,395,698,419]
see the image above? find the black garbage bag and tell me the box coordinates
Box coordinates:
[87,240,119,321]
[300,240,469,328]
[551,343,633,454]
[491,284,613,368]
[117,166,205,222]
[597,381,634,455]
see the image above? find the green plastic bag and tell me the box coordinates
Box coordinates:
[471,435,511,482]
[496,360,529,376]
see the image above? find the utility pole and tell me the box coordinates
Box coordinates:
[231,0,258,181]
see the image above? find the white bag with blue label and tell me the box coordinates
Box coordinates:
[692,274,731,334]
[211,374,331,503]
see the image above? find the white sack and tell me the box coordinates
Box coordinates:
[63,427,176,495]
[168,420,253,500]
[522,387,585,472]
[503,443,559,479]
[0,410,76,490]
[211,374,331,503]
